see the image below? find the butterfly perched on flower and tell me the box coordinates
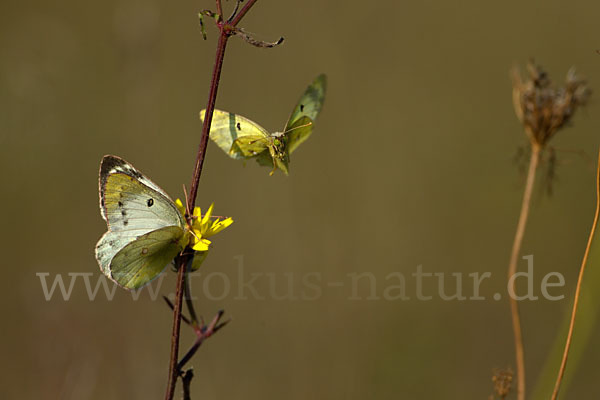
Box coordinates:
[95,155,232,289]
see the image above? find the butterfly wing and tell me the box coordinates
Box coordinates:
[95,155,186,285]
[230,135,271,158]
[283,74,327,154]
[201,109,270,160]
[285,116,314,155]
[110,226,185,289]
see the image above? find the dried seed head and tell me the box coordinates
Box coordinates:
[511,60,590,148]
[492,368,513,399]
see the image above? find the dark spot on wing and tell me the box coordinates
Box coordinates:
[300,104,305,112]
[123,220,129,226]
[236,122,241,130]
[118,201,123,207]
[147,198,154,207]
[121,210,127,216]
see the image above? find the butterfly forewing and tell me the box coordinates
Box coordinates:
[202,109,270,160]
[99,156,185,231]
[284,74,327,133]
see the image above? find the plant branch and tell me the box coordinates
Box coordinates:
[215,0,223,18]
[230,0,258,26]
[550,149,600,400]
[184,268,200,328]
[182,369,194,400]
[163,296,192,326]
[187,32,230,211]
[508,143,541,400]
[164,1,259,397]
[177,310,230,371]
[165,256,193,400]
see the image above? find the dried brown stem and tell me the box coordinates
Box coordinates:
[508,143,541,400]
[550,150,600,400]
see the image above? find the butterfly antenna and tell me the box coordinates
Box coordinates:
[283,120,313,135]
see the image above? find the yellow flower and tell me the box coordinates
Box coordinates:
[175,199,234,253]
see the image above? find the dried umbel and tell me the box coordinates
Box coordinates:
[512,61,590,148]
[492,368,514,400]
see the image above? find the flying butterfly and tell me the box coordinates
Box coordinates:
[201,74,327,175]
[95,155,194,290]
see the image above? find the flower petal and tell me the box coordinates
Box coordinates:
[192,238,211,252]
[201,203,214,226]
[175,198,186,215]
[193,206,202,219]
[207,217,234,236]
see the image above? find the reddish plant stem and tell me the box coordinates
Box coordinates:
[165,257,190,400]
[550,150,600,400]
[215,0,223,18]
[230,0,258,26]
[177,311,228,371]
[187,32,229,211]
[164,2,258,398]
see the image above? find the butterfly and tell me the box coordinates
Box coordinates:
[201,73,327,175]
[95,155,192,290]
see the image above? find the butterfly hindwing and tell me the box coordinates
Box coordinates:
[110,226,185,289]
[202,109,270,160]
[285,116,314,155]
[230,135,271,158]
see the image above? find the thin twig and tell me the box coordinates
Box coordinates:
[164,3,259,398]
[508,143,541,400]
[177,311,230,371]
[182,369,194,400]
[227,0,243,23]
[234,28,284,48]
[184,268,199,328]
[165,256,193,400]
[163,296,192,326]
[550,149,600,400]
[215,0,223,18]
[230,0,258,26]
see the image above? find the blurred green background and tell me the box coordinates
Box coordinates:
[2,0,599,398]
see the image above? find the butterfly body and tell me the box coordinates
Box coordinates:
[202,74,327,175]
